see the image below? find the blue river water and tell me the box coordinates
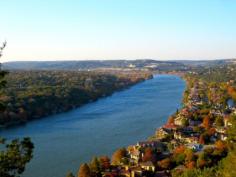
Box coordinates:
[0,75,185,177]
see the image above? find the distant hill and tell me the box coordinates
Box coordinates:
[172,59,236,67]
[3,59,235,71]
[2,60,188,71]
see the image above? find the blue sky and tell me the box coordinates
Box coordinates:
[0,0,236,61]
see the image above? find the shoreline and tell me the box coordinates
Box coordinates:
[76,70,233,177]
[0,75,153,130]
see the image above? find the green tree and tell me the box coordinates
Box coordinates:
[215,116,224,127]
[0,42,34,177]
[0,138,34,177]
[181,118,189,126]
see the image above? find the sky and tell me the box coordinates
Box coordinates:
[0,0,236,62]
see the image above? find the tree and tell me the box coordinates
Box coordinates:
[78,163,91,177]
[0,41,6,58]
[89,157,100,173]
[196,153,207,168]
[173,146,186,165]
[214,140,227,156]
[186,161,196,169]
[227,115,236,149]
[199,134,205,145]
[142,147,156,162]
[207,128,216,136]
[167,116,175,124]
[185,149,194,163]
[199,132,210,145]
[202,116,210,129]
[0,138,34,177]
[158,158,171,169]
[181,118,189,126]
[215,116,224,127]
[197,150,212,168]
[111,148,127,165]
[0,41,8,110]
[99,156,110,170]
[66,172,75,177]
[0,42,34,177]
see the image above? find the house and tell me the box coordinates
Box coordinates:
[174,132,185,140]
[184,136,199,144]
[187,143,202,151]
[215,127,226,134]
[103,171,119,177]
[170,139,179,148]
[163,123,177,130]
[130,167,143,177]
[181,126,194,134]
[140,161,155,172]
[215,127,228,140]
[219,133,227,141]
[137,141,162,149]
[156,128,171,139]
[174,116,185,126]
[202,145,216,151]
[189,120,202,126]
[178,108,190,117]
[174,165,186,172]
[129,149,142,162]
[154,171,168,177]
[223,115,232,127]
[120,169,131,177]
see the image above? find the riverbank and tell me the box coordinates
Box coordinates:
[0,70,153,128]
[75,71,235,177]
[0,75,185,177]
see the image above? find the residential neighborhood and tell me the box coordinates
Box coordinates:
[77,67,236,177]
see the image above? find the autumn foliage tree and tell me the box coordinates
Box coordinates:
[89,157,100,174]
[99,156,110,170]
[202,115,210,129]
[227,86,236,101]
[111,148,127,165]
[142,147,156,162]
[184,149,195,163]
[158,158,172,169]
[167,116,175,124]
[214,140,227,155]
[186,161,196,169]
[78,163,91,177]
[173,146,186,165]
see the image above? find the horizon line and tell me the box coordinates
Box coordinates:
[2,58,236,63]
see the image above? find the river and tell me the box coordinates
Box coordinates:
[0,74,185,177]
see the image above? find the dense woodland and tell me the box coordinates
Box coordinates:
[3,60,188,72]
[0,70,152,127]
